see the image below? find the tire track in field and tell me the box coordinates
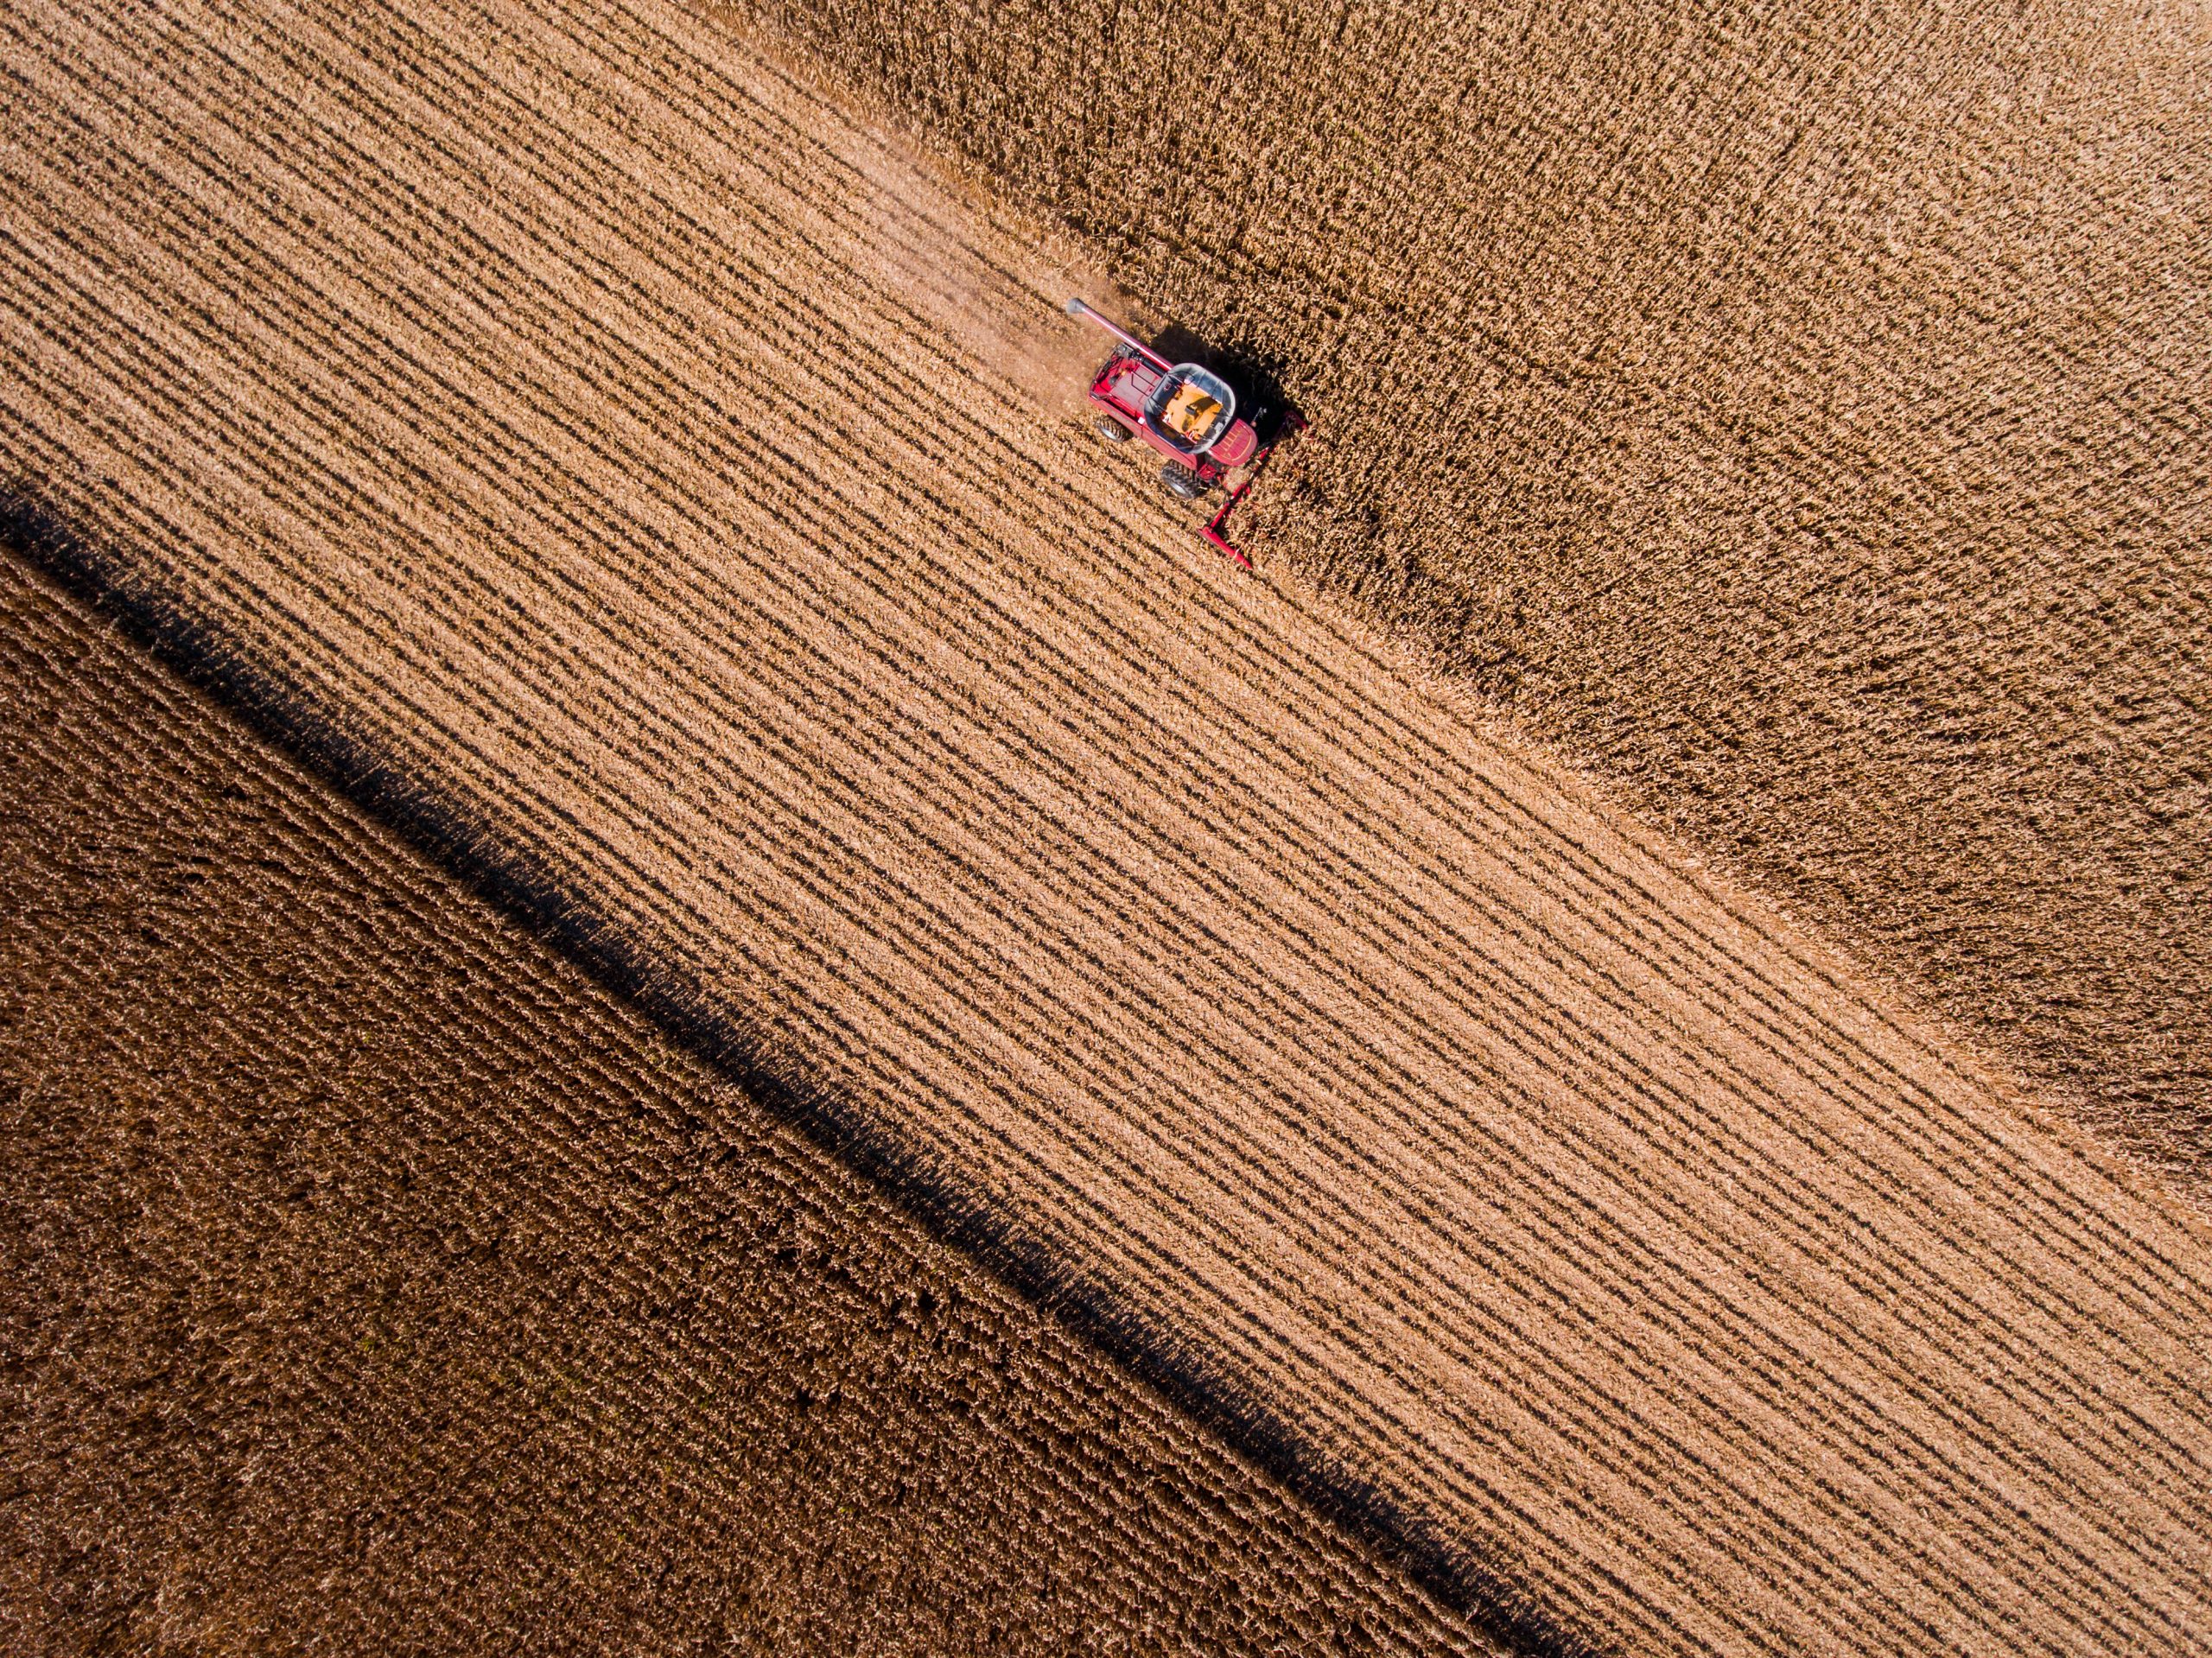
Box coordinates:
[4,1,2211,1653]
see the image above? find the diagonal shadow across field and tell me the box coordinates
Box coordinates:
[0,493,1575,1656]
[3,2,2210,1652]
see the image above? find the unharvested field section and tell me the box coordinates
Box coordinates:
[3,1,2211,1653]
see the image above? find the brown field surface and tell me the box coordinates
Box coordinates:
[3,1,2211,1653]
[0,557,1496,1656]
[727,0,2212,1176]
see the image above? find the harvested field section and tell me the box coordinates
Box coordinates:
[0,556,1500,1657]
[725,0,2212,1181]
[3,1,2211,1653]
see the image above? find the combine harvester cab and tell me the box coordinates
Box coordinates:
[1065,298,1304,569]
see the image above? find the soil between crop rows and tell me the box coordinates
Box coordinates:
[3,1,2210,1653]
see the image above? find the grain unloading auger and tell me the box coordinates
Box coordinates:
[1065,298,1306,569]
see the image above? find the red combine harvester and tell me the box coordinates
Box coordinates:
[1065,297,1304,569]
